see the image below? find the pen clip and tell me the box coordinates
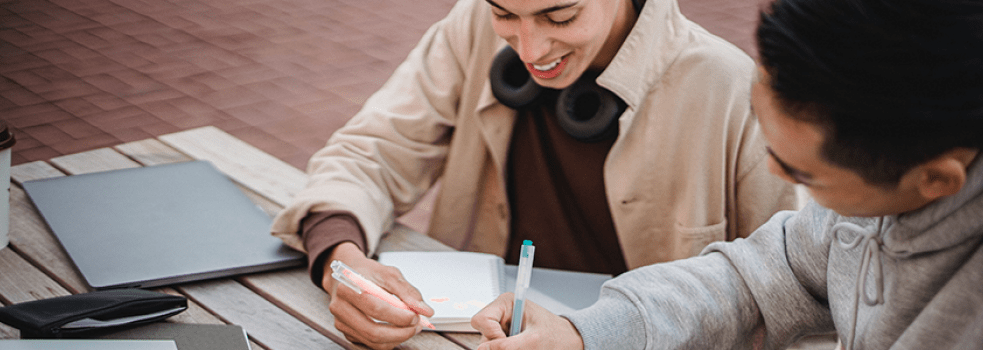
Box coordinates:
[330,260,364,294]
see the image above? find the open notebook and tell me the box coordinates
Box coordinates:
[377,251,612,332]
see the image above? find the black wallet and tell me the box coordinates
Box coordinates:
[0,289,188,338]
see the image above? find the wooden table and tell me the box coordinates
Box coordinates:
[0,126,482,350]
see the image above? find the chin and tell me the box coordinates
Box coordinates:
[824,202,893,218]
[532,75,577,90]
[813,198,870,218]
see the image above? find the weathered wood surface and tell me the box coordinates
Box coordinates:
[1,126,470,350]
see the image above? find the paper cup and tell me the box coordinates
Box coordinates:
[0,121,16,250]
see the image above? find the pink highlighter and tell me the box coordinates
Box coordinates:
[330,260,436,330]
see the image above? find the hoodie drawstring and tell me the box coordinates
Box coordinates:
[831,217,886,350]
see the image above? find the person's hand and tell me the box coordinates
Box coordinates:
[471,292,585,350]
[322,242,434,349]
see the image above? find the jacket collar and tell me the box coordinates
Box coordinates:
[597,0,689,112]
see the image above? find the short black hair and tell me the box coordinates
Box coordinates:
[756,0,983,186]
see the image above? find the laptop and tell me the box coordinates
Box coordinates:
[0,340,177,350]
[21,160,305,290]
[97,323,251,350]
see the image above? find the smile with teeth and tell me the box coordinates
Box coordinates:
[526,55,569,79]
[532,57,563,71]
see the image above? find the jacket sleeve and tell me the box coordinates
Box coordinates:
[567,202,836,350]
[270,0,483,255]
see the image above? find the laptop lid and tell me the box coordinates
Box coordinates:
[21,160,304,290]
[0,340,178,350]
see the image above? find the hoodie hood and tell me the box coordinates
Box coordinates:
[886,154,983,255]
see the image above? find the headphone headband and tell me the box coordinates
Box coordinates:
[489,47,625,143]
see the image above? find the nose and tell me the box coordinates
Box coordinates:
[514,20,550,63]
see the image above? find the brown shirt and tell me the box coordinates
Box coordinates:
[504,93,627,275]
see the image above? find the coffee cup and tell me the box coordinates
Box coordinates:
[0,121,16,250]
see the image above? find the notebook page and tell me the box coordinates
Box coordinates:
[378,251,504,323]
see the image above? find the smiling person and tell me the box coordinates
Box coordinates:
[471,0,983,349]
[270,0,797,348]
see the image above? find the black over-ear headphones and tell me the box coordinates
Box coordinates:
[487,0,643,143]
[489,46,625,143]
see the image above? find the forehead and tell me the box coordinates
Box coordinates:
[752,78,825,148]
[488,0,589,11]
[751,80,831,187]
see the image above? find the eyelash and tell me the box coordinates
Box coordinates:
[493,13,577,27]
[551,15,576,27]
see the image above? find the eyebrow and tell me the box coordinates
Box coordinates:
[485,0,579,16]
[766,146,814,183]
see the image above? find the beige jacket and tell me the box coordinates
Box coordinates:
[271,0,798,269]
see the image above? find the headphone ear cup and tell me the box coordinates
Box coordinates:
[556,72,626,142]
[489,46,542,109]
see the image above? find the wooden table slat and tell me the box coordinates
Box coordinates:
[114,139,195,166]
[48,148,141,175]
[0,247,72,304]
[9,161,64,185]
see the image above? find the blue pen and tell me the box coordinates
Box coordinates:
[510,240,535,336]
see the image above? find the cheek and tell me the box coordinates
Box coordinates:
[571,23,606,51]
[765,158,797,184]
[806,187,869,217]
[490,19,515,41]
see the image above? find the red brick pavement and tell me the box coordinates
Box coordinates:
[2,0,460,168]
[2,0,770,170]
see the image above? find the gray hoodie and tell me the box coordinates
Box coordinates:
[568,156,983,350]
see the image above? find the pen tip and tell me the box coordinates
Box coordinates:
[523,240,532,246]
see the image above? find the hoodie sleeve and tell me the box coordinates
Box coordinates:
[567,202,837,350]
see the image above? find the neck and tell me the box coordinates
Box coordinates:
[590,0,639,70]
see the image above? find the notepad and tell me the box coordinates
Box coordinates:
[377,251,612,332]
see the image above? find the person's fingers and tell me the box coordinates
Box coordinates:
[338,323,404,350]
[374,265,435,316]
[330,264,422,327]
[471,292,515,340]
[329,288,419,348]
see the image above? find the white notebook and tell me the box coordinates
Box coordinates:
[377,251,611,332]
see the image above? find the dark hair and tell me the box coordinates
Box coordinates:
[756,0,983,186]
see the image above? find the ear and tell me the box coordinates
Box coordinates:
[913,148,978,200]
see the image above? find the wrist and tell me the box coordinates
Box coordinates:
[321,242,365,290]
[562,317,586,350]
[328,241,365,263]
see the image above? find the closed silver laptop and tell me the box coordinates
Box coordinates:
[21,161,304,290]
